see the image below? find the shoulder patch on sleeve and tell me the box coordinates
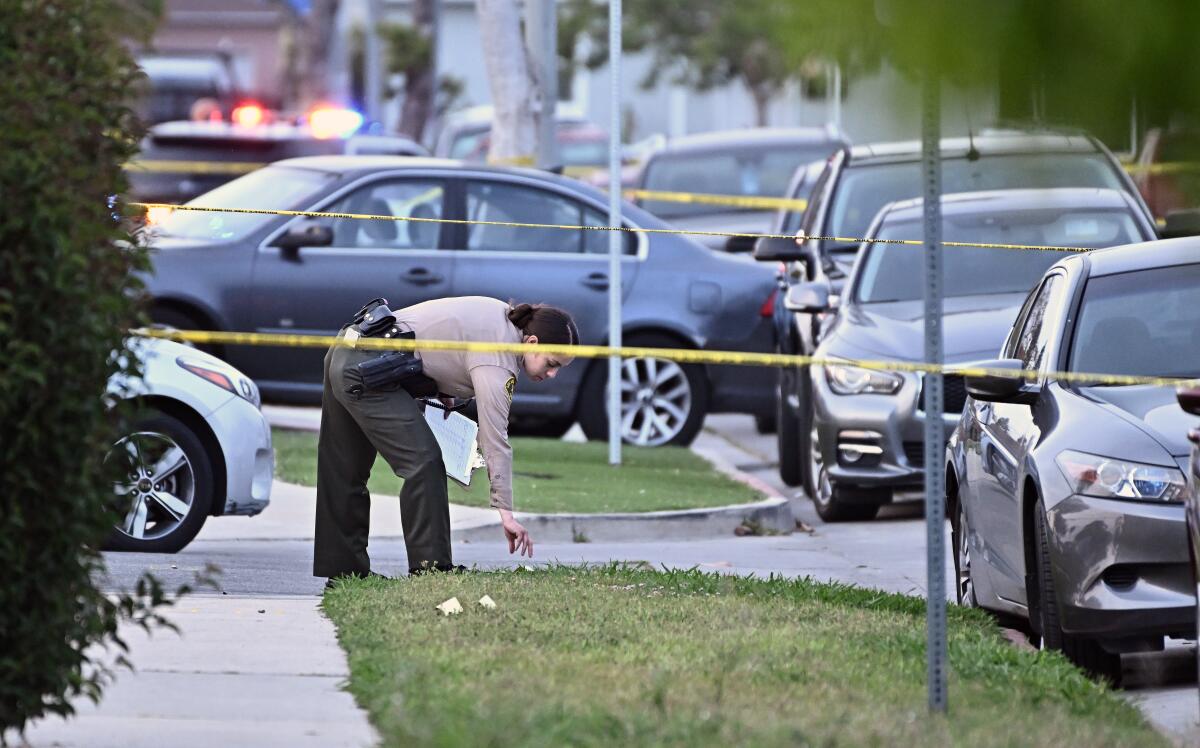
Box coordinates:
[504,375,516,402]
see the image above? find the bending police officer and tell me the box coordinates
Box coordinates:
[314,295,579,583]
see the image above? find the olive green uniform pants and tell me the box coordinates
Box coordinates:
[313,343,452,578]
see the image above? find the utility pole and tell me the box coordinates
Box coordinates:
[606,0,622,465]
[921,71,947,714]
[525,0,558,168]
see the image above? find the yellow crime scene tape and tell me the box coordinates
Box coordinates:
[135,327,1200,391]
[127,159,265,176]
[129,201,1096,252]
[126,159,807,212]
[623,189,809,212]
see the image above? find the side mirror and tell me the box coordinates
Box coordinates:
[1161,209,1200,239]
[275,224,333,251]
[752,235,804,261]
[724,235,756,253]
[784,280,830,313]
[1178,385,1200,416]
[963,358,1040,404]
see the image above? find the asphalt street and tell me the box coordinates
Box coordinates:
[92,411,1200,746]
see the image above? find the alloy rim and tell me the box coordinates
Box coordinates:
[808,423,832,507]
[617,357,691,447]
[107,431,195,541]
[957,503,975,606]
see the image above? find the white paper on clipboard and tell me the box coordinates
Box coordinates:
[423,407,486,486]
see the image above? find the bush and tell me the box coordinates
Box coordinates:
[0,0,183,734]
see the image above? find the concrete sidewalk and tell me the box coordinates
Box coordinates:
[20,596,377,748]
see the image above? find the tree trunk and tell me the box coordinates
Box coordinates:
[476,0,537,163]
[751,84,771,128]
[398,0,436,142]
[299,0,341,107]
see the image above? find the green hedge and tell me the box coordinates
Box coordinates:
[0,0,180,732]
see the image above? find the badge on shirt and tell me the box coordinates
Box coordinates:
[504,375,516,402]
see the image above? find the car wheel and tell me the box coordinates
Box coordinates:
[806,420,881,522]
[577,334,709,447]
[952,492,978,607]
[776,366,805,487]
[1033,498,1122,684]
[754,413,776,434]
[104,413,213,553]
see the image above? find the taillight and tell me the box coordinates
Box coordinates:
[760,288,777,317]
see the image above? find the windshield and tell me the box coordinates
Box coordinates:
[640,143,837,218]
[151,165,336,242]
[1069,263,1200,379]
[854,209,1141,303]
[827,154,1126,246]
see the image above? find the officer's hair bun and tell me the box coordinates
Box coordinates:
[507,303,536,329]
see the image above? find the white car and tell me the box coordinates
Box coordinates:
[105,336,273,553]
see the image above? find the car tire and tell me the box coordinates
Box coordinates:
[104,412,214,554]
[777,365,808,488]
[754,413,776,434]
[952,488,978,607]
[577,333,709,447]
[1033,498,1122,685]
[806,419,883,522]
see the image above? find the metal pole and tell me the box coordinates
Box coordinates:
[526,0,558,168]
[832,63,842,133]
[606,0,623,466]
[922,72,947,714]
[365,0,383,127]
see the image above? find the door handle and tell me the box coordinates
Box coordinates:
[401,267,443,285]
[581,272,609,290]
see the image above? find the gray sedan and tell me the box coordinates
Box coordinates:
[807,188,1156,521]
[948,238,1200,683]
[141,156,777,446]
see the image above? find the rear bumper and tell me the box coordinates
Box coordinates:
[706,318,776,417]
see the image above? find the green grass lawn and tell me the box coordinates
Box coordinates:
[323,566,1163,748]
[272,428,763,513]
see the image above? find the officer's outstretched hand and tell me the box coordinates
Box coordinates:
[499,510,533,558]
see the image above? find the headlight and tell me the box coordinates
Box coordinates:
[1055,450,1186,503]
[177,357,261,408]
[824,363,903,395]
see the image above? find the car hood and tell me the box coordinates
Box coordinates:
[1077,385,1195,458]
[827,292,1027,363]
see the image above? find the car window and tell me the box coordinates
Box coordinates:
[150,165,337,242]
[1069,263,1200,379]
[323,179,446,249]
[1011,275,1062,370]
[825,154,1126,250]
[464,181,634,255]
[853,209,1138,303]
[640,143,838,218]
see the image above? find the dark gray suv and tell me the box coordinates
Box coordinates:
[755,129,1156,489]
[142,156,777,446]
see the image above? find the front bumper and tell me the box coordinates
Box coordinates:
[208,395,274,516]
[1048,495,1195,639]
[812,370,959,490]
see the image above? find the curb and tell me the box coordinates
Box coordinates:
[451,495,794,544]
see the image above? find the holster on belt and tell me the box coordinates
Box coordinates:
[343,298,439,398]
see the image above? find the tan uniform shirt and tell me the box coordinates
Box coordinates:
[393,296,522,511]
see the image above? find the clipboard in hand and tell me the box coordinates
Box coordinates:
[422,405,486,486]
